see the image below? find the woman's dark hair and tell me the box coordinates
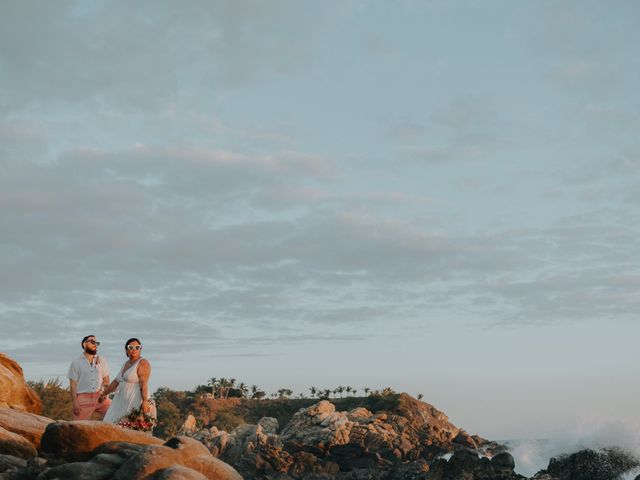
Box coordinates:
[125,338,141,348]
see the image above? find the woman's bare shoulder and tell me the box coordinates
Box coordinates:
[138,358,151,369]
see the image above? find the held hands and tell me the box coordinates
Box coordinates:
[73,400,81,415]
[141,399,152,414]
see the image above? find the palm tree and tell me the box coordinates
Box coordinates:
[226,378,236,399]
[250,385,265,401]
[345,386,352,397]
[309,386,318,398]
[208,377,218,398]
[277,388,293,399]
[417,393,424,401]
[238,382,248,399]
[217,377,227,399]
[363,387,371,396]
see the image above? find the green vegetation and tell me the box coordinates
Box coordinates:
[30,376,403,439]
[151,383,401,437]
[27,378,73,420]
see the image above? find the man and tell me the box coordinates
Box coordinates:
[67,335,112,420]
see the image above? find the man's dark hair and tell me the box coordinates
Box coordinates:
[125,338,141,348]
[81,335,96,345]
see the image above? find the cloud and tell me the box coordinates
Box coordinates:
[3,132,638,344]
[395,95,520,165]
[0,0,334,113]
[523,1,640,98]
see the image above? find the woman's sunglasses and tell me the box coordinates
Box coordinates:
[127,345,142,351]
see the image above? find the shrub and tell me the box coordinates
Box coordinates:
[212,409,246,431]
[27,378,73,420]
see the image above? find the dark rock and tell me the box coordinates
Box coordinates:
[0,454,27,473]
[90,441,146,459]
[89,452,128,469]
[422,449,526,480]
[34,461,116,480]
[492,452,516,470]
[150,465,210,479]
[386,459,430,479]
[538,448,639,480]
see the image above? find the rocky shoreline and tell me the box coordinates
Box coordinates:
[1,353,638,480]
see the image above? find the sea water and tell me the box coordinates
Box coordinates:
[501,418,640,478]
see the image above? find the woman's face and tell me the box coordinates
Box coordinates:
[126,340,142,359]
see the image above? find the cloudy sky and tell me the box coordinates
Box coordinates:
[1,0,639,440]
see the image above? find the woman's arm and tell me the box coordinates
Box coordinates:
[137,359,152,413]
[98,378,119,402]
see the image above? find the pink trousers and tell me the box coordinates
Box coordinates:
[74,392,112,420]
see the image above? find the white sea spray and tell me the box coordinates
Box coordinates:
[505,418,640,477]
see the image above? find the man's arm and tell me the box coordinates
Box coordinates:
[99,358,110,392]
[69,380,80,416]
[98,377,120,402]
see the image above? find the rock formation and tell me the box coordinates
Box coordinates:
[0,354,41,414]
[1,352,638,480]
[40,420,165,461]
[185,396,640,480]
[530,448,639,480]
[0,353,243,480]
[0,408,52,450]
[186,395,514,479]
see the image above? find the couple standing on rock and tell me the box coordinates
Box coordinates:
[67,335,155,424]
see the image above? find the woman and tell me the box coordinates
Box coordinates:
[101,338,155,424]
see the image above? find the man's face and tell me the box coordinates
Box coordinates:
[83,337,99,354]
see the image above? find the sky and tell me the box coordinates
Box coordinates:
[1,0,639,441]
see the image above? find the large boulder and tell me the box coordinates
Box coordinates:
[40,420,164,461]
[113,436,243,480]
[0,407,53,448]
[281,401,352,452]
[0,426,37,459]
[0,353,41,414]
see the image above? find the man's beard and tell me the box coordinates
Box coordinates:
[84,346,97,355]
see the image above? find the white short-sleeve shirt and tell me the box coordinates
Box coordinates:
[67,355,110,394]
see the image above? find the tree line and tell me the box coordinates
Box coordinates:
[204,377,420,401]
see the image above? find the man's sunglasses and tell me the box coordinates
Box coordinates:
[127,345,142,351]
[85,340,100,346]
